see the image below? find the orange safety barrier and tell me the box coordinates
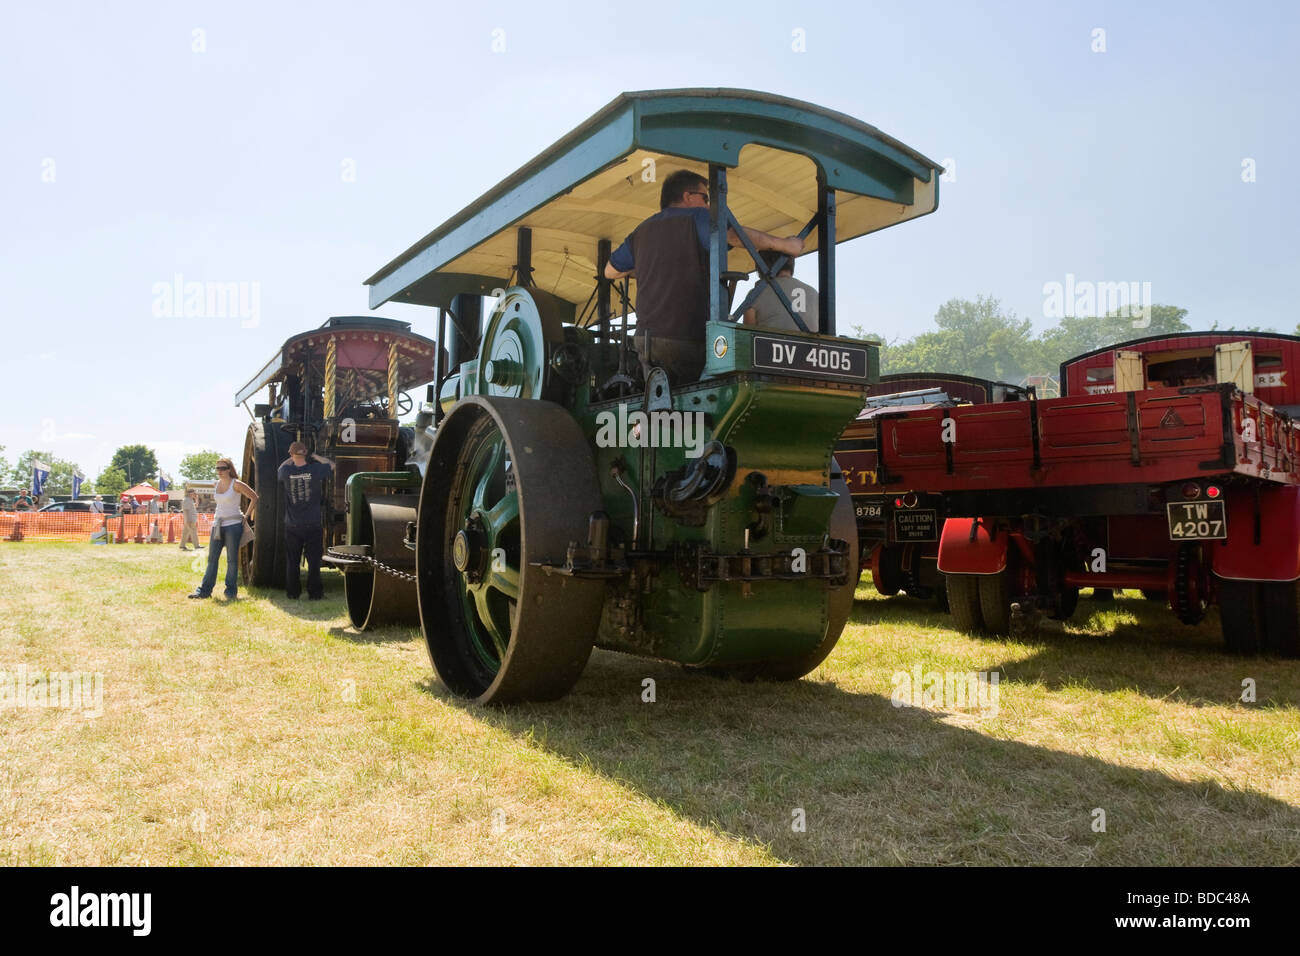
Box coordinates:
[0,510,216,544]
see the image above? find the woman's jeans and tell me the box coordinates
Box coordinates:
[198,521,243,597]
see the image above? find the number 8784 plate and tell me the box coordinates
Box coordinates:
[1166,500,1227,541]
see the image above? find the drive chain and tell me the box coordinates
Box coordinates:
[325,546,417,583]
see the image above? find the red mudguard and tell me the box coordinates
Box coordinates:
[936,517,1008,575]
[1213,485,1300,582]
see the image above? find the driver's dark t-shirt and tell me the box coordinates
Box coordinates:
[277,460,332,528]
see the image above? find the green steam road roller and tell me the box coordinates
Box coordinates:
[362,89,943,702]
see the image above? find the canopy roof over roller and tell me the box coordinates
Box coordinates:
[234,316,439,406]
[365,89,942,322]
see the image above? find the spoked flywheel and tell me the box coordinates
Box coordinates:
[417,396,605,704]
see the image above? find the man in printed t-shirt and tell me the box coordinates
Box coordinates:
[278,441,335,600]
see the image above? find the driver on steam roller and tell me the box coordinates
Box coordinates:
[604,169,804,384]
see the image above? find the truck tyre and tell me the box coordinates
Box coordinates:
[978,566,1013,635]
[1260,580,1300,657]
[871,544,903,596]
[946,574,984,633]
[933,578,950,613]
[1217,580,1262,656]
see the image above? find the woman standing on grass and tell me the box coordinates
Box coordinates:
[188,457,257,600]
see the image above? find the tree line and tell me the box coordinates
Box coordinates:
[0,445,223,497]
[851,297,1214,384]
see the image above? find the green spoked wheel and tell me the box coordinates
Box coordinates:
[417,396,604,704]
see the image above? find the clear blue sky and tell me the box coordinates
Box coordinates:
[2,0,1296,484]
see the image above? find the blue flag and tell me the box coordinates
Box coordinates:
[72,470,85,499]
[159,473,170,492]
[32,460,51,496]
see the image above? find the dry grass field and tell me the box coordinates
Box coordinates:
[1,541,1297,866]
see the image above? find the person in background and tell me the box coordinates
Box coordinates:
[188,457,258,600]
[179,490,200,551]
[90,495,104,514]
[147,494,160,516]
[278,441,334,600]
[742,249,821,333]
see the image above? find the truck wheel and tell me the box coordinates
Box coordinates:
[978,567,1014,635]
[1260,580,1300,657]
[239,420,286,588]
[1217,579,1262,656]
[933,578,950,613]
[946,574,985,633]
[871,545,903,596]
[417,396,604,704]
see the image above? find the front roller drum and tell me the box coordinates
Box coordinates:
[417,396,605,704]
[343,495,419,630]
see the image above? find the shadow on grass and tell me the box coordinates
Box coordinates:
[327,623,420,645]
[855,590,1299,709]
[415,643,1300,866]
[1005,595,1299,709]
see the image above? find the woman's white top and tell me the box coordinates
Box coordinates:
[213,481,243,527]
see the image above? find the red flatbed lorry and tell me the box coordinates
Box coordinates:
[868,331,1300,657]
[836,373,1029,604]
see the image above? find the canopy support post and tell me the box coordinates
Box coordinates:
[596,238,611,343]
[817,169,837,336]
[707,164,728,325]
[516,227,533,288]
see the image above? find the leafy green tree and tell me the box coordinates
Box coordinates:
[6,450,85,496]
[109,444,159,486]
[883,296,1037,382]
[0,445,9,484]
[95,466,128,498]
[1035,304,1190,372]
[179,450,221,481]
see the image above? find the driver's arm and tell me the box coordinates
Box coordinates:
[604,262,632,281]
[311,453,335,470]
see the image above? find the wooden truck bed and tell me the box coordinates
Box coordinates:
[872,383,1298,492]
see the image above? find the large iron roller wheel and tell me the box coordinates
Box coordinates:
[240,421,287,589]
[343,495,419,630]
[417,396,604,704]
[718,473,860,682]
